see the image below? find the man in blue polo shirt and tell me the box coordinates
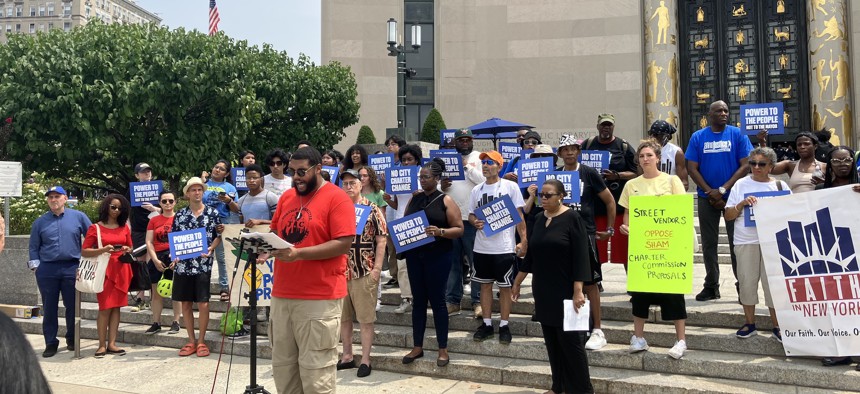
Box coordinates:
[686,100,753,302]
[28,186,92,357]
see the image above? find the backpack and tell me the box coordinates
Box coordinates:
[220,306,244,336]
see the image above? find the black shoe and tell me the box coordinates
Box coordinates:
[66,341,75,351]
[227,328,250,339]
[437,357,450,367]
[473,323,494,341]
[401,350,424,364]
[822,357,852,367]
[531,314,538,322]
[499,325,512,344]
[695,287,721,301]
[383,279,399,288]
[356,363,372,377]
[42,344,58,358]
[597,282,604,293]
[336,359,356,370]
[145,322,162,335]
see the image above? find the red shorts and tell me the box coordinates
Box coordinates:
[594,215,628,265]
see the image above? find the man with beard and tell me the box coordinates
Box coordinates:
[263,147,355,393]
[441,128,486,318]
[685,100,752,301]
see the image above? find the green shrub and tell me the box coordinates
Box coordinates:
[421,108,447,144]
[356,125,376,144]
[1,184,45,235]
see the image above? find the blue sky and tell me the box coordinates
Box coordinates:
[135,0,321,63]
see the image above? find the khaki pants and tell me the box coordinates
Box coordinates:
[735,244,774,308]
[269,297,343,394]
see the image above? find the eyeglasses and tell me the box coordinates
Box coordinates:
[286,167,312,177]
[831,157,854,164]
[418,175,436,180]
[160,199,175,204]
[748,161,770,168]
[109,204,121,211]
[481,159,497,166]
[342,181,359,187]
[539,192,560,199]
[269,160,284,167]
[523,139,539,145]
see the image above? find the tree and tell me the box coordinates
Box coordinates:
[0,22,360,193]
[421,108,447,144]
[356,125,376,144]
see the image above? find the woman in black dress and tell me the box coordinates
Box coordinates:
[401,158,464,367]
[512,179,593,394]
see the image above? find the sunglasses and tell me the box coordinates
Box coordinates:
[160,199,175,204]
[481,159,498,166]
[539,192,560,199]
[831,157,853,164]
[523,139,540,145]
[748,161,770,168]
[109,204,121,211]
[269,161,284,167]
[286,167,313,177]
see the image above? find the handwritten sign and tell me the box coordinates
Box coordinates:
[354,204,372,235]
[430,152,464,180]
[231,168,248,191]
[385,167,419,194]
[499,142,522,163]
[369,153,395,174]
[129,181,163,207]
[473,194,522,237]
[626,194,694,294]
[537,171,581,204]
[744,190,790,227]
[168,228,209,260]
[579,151,610,171]
[517,157,554,188]
[440,129,456,147]
[386,211,433,253]
[740,102,784,135]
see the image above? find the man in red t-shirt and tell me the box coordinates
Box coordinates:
[264,147,354,394]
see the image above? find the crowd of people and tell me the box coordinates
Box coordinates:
[20,99,860,394]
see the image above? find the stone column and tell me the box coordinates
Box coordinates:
[807,0,853,146]
[643,0,681,131]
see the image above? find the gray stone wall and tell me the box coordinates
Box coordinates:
[0,236,40,306]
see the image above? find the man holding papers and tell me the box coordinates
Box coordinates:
[468,150,527,344]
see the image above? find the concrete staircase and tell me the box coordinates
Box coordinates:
[12,197,860,393]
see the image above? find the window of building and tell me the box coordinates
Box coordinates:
[29,23,35,33]
[5,24,11,33]
[6,7,11,18]
[39,5,45,16]
[48,3,54,16]
[15,23,20,32]
[30,6,36,16]
[48,22,53,29]
[16,6,23,17]
[63,3,71,16]
[63,21,70,31]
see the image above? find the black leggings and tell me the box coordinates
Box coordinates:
[541,324,593,394]
[406,250,452,348]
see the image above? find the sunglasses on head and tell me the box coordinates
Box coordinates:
[748,160,769,168]
[286,167,312,177]
[539,192,560,199]
[160,199,175,204]
[481,159,497,166]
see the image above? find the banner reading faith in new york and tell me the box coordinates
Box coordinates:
[387,211,433,253]
[223,224,275,307]
[369,153,395,174]
[129,181,163,207]
[538,171,581,204]
[386,167,419,194]
[473,194,522,237]
[740,102,784,135]
[626,194,694,294]
[517,157,554,188]
[579,151,610,171]
[168,228,209,261]
[499,142,521,163]
[755,186,860,357]
[231,168,248,191]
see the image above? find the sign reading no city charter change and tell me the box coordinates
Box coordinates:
[168,228,209,260]
[740,102,784,135]
[231,168,248,191]
[354,204,372,235]
[386,167,418,194]
[626,194,694,294]
[538,171,581,204]
[129,181,163,207]
[473,194,522,237]
[387,211,433,253]
[579,151,610,171]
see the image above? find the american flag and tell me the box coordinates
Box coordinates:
[208,0,220,36]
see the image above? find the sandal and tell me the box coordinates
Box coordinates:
[220,291,230,302]
[179,342,196,357]
[196,343,210,357]
[106,348,126,355]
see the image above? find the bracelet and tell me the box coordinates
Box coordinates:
[606,227,615,236]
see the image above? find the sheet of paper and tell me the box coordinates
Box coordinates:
[240,232,294,250]
[563,299,590,332]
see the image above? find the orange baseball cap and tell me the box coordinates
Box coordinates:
[479,151,504,166]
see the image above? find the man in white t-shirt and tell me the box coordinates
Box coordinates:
[468,150,527,344]
[441,128,486,318]
[263,149,292,196]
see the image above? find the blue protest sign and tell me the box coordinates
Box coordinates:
[538,171,581,204]
[473,194,522,237]
[744,190,790,227]
[129,181,163,207]
[579,150,610,171]
[354,204,372,235]
[430,149,457,156]
[440,129,456,147]
[430,152,465,180]
[520,149,534,160]
[168,228,208,260]
[386,211,434,253]
[517,157,554,188]
[499,142,522,163]
[231,168,248,191]
[740,102,784,135]
[322,166,340,184]
[369,153,395,174]
[420,158,430,166]
[386,166,419,194]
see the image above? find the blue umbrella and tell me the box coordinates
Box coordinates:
[465,118,533,148]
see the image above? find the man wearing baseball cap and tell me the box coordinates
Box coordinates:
[468,150,527,344]
[29,186,92,357]
[129,162,161,311]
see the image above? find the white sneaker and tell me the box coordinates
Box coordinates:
[585,329,607,350]
[376,300,382,312]
[668,339,687,359]
[394,299,412,314]
[628,335,649,353]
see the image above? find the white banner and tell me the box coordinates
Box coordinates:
[224,224,275,307]
[755,185,860,357]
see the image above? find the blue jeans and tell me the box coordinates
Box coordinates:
[35,260,77,347]
[446,222,480,305]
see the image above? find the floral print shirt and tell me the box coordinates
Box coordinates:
[171,205,221,276]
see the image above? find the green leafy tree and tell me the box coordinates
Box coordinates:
[0,22,360,193]
[356,125,376,144]
[421,108,447,144]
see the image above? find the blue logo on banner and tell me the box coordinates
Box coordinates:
[474,194,522,237]
[129,181,163,207]
[517,157,554,188]
[538,171,581,204]
[232,168,248,191]
[743,190,790,227]
[579,151,610,171]
[740,102,784,135]
[369,153,395,174]
[354,204,372,235]
[387,211,434,253]
[776,207,858,277]
[169,228,209,261]
[386,166,419,194]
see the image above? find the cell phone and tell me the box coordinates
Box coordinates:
[112,245,125,251]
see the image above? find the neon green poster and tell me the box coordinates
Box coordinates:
[626,194,694,294]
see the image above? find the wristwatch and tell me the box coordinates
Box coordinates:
[606,227,615,236]
[718,186,727,195]
[440,228,445,236]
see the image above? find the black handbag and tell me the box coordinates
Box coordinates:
[127,259,151,292]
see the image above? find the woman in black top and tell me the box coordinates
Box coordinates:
[401,158,464,367]
[512,179,593,394]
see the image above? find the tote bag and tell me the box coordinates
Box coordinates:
[75,225,110,293]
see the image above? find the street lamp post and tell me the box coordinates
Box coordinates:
[387,18,421,139]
